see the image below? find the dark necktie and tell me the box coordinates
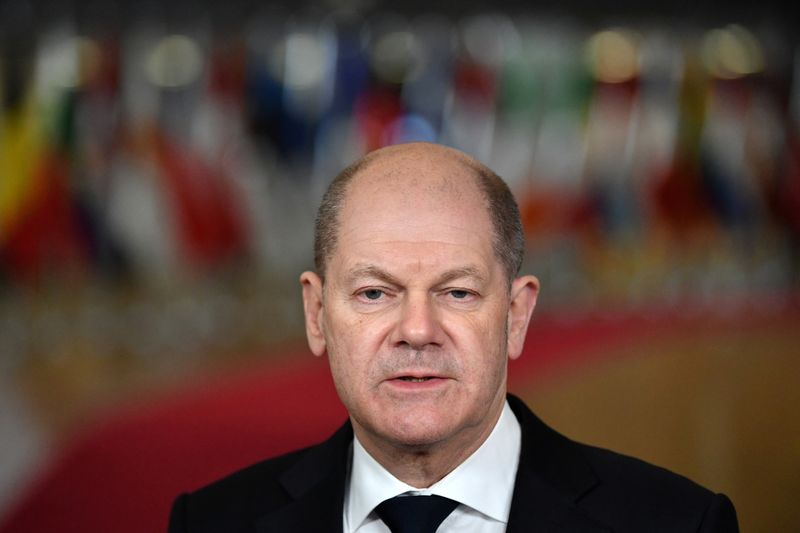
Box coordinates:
[374,494,459,533]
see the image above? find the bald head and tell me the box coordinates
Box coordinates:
[313,142,524,285]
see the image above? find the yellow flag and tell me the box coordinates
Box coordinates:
[0,95,45,243]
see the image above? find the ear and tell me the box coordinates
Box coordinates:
[300,271,327,357]
[506,275,539,360]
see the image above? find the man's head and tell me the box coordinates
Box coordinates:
[313,143,526,286]
[300,142,539,472]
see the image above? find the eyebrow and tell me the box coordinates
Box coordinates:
[435,266,486,285]
[345,265,402,287]
[345,264,486,287]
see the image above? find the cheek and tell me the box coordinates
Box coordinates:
[323,312,382,390]
[453,311,508,381]
[453,306,507,346]
[325,337,365,410]
[326,300,394,351]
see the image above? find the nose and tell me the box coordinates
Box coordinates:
[392,292,443,349]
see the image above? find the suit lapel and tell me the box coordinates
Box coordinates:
[506,395,612,533]
[255,422,353,533]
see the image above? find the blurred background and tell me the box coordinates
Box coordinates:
[0,0,798,531]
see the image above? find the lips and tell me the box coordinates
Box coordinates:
[387,371,447,381]
[382,373,451,394]
[383,370,452,389]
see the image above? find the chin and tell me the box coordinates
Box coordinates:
[385,428,451,450]
[380,412,458,449]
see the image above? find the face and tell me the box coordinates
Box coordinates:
[301,145,538,455]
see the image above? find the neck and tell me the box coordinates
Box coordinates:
[353,398,506,488]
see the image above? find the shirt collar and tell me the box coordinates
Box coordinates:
[346,400,521,530]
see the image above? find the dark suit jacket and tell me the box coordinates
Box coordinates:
[168,394,738,532]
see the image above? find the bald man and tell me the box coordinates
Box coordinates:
[169,143,738,533]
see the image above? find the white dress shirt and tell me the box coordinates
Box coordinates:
[343,400,521,533]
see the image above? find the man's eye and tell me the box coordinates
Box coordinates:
[449,290,470,299]
[362,289,384,300]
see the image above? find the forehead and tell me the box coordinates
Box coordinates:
[349,147,483,204]
[333,147,497,272]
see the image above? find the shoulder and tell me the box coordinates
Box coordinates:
[572,441,738,531]
[190,446,311,506]
[168,420,353,533]
[583,442,710,498]
[168,446,312,533]
[507,395,738,531]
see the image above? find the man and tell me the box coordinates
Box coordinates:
[169,143,738,532]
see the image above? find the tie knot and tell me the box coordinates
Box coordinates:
[374,494,459,533]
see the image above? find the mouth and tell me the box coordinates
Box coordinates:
[384,373,451,390]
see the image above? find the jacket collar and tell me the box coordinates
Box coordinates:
[255,422,352,533]
[506,394,611,532]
